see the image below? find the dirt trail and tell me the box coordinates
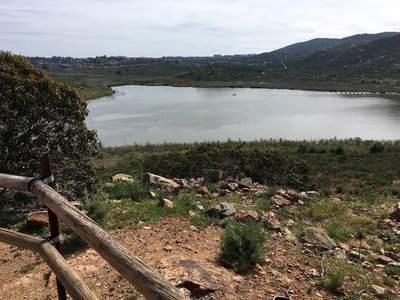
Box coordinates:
[0,216,334,299]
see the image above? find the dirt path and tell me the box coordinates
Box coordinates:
[1,216,341,299]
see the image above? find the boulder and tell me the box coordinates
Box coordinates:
[27,211,49,228]
[205,202,236,219]
[234,209,259,223]
[206,169,223,183]
[239,177,252,189]
[299,227,336,250]
[158,256,242,298]
[299,191,321,201]
[389,202,400,221]
[271,195,291,206]
[111,173,133,182]
[131,191,157,202]
[143,172,180,194]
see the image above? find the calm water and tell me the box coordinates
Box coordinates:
[86,85,400,146]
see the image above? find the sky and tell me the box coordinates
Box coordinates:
[1,0,400,58]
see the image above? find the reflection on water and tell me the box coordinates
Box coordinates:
[86,85,400,146]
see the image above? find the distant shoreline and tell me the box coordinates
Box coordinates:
[89,80,400,101]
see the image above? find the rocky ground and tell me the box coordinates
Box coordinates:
[1,172,400,299]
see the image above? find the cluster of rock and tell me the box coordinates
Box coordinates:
[271,189,320,207]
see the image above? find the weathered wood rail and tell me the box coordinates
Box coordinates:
[0,228,98,300]
[0,173,185,300]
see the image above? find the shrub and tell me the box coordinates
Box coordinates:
[0,52,99,198]
[83,189,110,228]
[320,270,344,292]
[369,143,384,154]
[219,221,267,273]
[104,180,142,199]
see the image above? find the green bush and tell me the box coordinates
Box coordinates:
[320,271,345,292]
[219,221,267,273]
[83,189,110,228]
[104,180,142,199]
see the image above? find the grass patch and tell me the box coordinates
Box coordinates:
[320,270,344,293]
[190,215,220,228]
[219,221,267,274]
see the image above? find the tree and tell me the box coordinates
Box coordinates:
[0,52,99,198]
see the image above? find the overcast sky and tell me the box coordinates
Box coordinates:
[1,0,399,58]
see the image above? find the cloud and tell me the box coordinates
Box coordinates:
[1,0,400,57]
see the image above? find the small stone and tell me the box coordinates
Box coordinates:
[111,173,133,182]
[338,242,350,251]
[234,209,259,222]
[377,255,393,265]
[188,211,198,217]
[239,177,252,189]
[300,227,336,250]
[299,191,321,201]
[349,251,365,261]
[161,198,174,208]
[163,245,173,252]
[334,248,347,260]
[309,268,319,277]
[271,195,291,206]
[196,186,210,195]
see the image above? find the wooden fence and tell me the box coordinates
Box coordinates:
[0,173,185,300]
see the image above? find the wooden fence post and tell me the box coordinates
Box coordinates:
[40,153,67,300]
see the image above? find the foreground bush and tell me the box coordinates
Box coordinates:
[219,221,267,273]
[0,51,99,198]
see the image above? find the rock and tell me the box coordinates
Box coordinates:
[377,255,394,265]
[331,197,341,203]
[388,261,400,268]
[389,202,400,221]
[349,251,366,261]
[387,252,400,262]
[334,248,347,260]
[173,178,189,189]
[283,228,297,242]
[338,242,350,251]
[161,198,174,209]
[271,195,291,206]
[234,209,259,222]
[188,211,198,217]
[143,172,180,194]
[27,211,49,228]
[111,173,133,182]
[286,189,299,202]
[206,169,223,183]
[299,191,321,201]
[309,268,319,277]
[300,227,336,250]
[158,256,242,297]
[220,182,238,192]
[239,177,252,189]
[196,186,210,196]
[370,285,386,298]
[163,245,173,252]
[131,191,157,202]
[262,214,281,231]
[205,202,236,219]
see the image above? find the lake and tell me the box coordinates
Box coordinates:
[86,85,400,146]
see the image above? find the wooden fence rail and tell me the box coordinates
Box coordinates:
[0,228,98,300]
[0,173,185,300]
